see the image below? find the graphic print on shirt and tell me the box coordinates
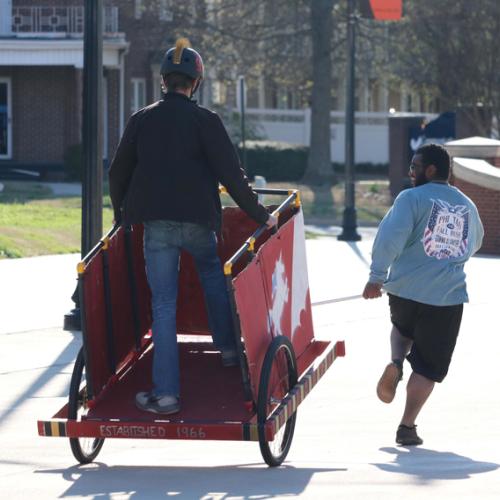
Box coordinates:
[422,199,469,259]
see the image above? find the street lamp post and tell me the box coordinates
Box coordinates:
[81,0,103,255]
[64,0,103,331]
[338,0,361,242]
[238,76,247,170]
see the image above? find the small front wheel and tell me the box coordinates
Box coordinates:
[257,336,298,466]
[68,348,105,463]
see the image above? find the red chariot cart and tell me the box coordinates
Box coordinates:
[37,189,345,466]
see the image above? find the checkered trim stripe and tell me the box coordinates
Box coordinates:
[38,420,67,437]
[268,341,345,436]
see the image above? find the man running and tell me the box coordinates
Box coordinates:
[363,143,484,445]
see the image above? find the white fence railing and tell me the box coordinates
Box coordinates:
[245,108,394,164]
[12,6,119,36]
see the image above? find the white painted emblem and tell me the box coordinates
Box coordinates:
[269,253,289,337]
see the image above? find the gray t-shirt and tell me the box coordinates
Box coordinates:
[369,182,484,306]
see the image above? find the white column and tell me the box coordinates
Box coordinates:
[119,49,125,135]
[304,108,311,145]
[0,0,12,36]
[363,75,370,111]
[381,78,389,112]
[258,75,265,109]
[236,76,246,113]
[400,85,408,112]
[103,73,108,160]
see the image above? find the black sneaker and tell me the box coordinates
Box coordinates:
[377,362,403,403]
[396,424,423,446]
[135,392,180,415]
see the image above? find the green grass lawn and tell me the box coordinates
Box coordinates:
[0,179,391,259]
[262,180,391,225]
[0,182,113,258]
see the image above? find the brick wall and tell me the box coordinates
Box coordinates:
[13,0,81,6]
[452,176,500,255]
[0,64,123,171]
[7,66,77,164]
[106,68,120,159]
[2,1,173,173]
[490,157,500,168]
[115,0,178,119]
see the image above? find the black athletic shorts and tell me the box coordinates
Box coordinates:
[388,293,463,383]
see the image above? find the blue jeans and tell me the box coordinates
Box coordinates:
[144,220,237,397]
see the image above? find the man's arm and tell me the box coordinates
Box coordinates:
[363,191,415,298]
[471,208,484,255]
[199,112,270,225]
[108,115,138,223]
[362,281,383,299]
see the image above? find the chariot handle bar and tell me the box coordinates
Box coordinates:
[77,224,121,272]
[77,188,299,275]
[221,188,300,277]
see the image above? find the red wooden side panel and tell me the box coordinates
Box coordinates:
[107,228,140,364]
[233,256,272,398]
[128,224,152,336]
[176,208,260,334]
[234,208,314,400]
[81,251,111,396]
[219,208,262,265]
[258,209,314,359]
[176,251,209,334]
[81,225,152,398]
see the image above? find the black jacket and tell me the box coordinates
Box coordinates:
[109,92,269,230]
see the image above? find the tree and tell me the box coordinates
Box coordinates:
[303,0,335,183]
[140,0,343,179]
[389,0,500,136]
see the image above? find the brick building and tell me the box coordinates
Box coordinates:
[0,1,443,178]
[445,137,500,256]
[0,0,183,178]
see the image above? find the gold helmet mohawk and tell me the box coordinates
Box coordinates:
[173,37,191,64]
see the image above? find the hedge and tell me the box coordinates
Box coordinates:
[237,141,308,181]
[64,140,387,183]
[237,140,388,181]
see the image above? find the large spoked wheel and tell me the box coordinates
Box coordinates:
[68,348,105,464]
[257,335,298,467]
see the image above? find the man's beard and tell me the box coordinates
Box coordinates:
[413,172,428,187]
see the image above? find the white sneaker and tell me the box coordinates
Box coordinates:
[135,391,180,414]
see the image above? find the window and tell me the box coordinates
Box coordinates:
[131,78,146,113]
[159,0,174,22]
[152,77,162,102]
[0,78,12,159]
[134,0,143,20]
[213,81,226,105]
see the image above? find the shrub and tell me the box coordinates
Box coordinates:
[237,141,309,181]
[211,105,264,144]
[332,162,388,176]
[64,143,83,181]
[237,140,388,181]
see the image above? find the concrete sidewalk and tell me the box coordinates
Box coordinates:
[0,234,499,499]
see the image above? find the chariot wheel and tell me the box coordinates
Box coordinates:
[68,348,105,463]
[257,335,298,466]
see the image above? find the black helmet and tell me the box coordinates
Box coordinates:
[160,38,204,92]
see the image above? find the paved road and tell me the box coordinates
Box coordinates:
[0,234,499,499]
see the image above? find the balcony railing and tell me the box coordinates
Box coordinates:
[12,6,119,36]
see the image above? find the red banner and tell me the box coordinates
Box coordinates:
[360,0,403,20]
